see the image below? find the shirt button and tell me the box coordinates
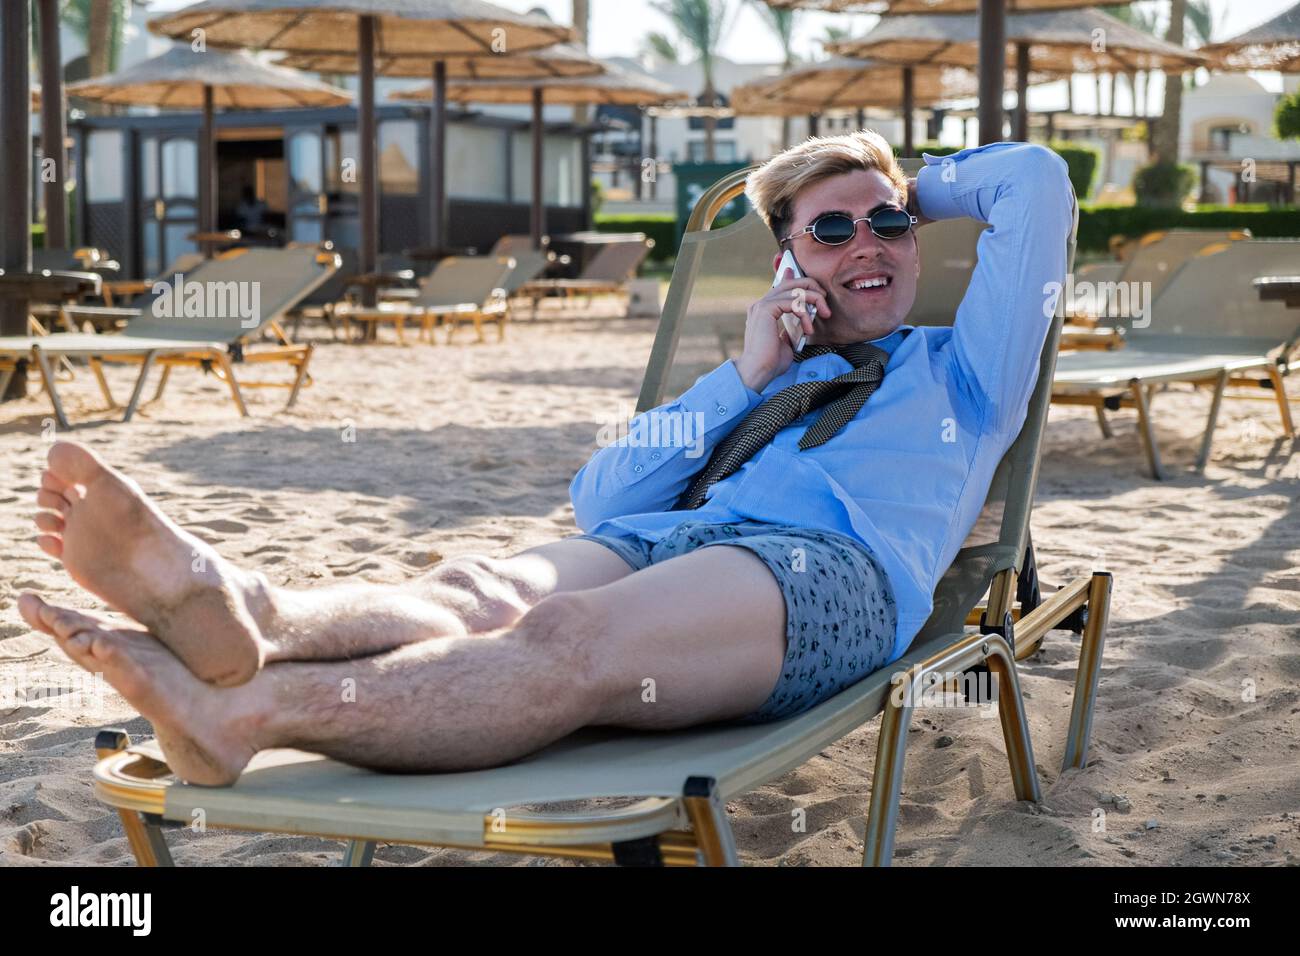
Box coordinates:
[633,464,644,473]
[716,404,727,414]
[650,452,661,460]
[807,371,818,379]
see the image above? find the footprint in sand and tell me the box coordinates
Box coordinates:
[186,519,250,535]
[241,544,290,557]
[339,515,385,526]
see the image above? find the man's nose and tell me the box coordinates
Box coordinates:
[845,220,888,258]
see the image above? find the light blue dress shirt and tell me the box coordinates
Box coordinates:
[569,142,1074,663]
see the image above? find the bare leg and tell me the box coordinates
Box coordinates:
[31,441,634,678]
[19,545,788,781]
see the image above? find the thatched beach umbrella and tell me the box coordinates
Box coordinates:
[278,42,604,258]
[148,1,569,301]
[765,0,1123,146]
[829,8,1204,141]
[729,55,1043,154]
[393,62,686,248]
[69,46,351,257]
[1202,1,1300,73]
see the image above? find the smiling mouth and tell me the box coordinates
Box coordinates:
[844,276,892,292]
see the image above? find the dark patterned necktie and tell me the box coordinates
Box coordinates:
[674,336,900,511]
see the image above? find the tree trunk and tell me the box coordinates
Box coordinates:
[571,0,590,127]
[1152,0,1187,165]
[86,0,113,116]
[702,78,716,162]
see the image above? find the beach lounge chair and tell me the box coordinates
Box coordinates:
[1066,229,1251,327]
[88,167,1112,868]
[1052,239,1299,480]
[0,247,337,428]
[518,237,654,317]
[332,255,514,345]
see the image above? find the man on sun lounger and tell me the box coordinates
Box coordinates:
[17,133,1073,785]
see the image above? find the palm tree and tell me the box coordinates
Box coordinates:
[642,31,680,63]
[572,0,590,126]
[62,0,129,115]
[1151,0,1187,165]
[751,1,797,148]
[650,0,733,162]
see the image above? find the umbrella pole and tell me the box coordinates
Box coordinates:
[200,84,215,258]
[531,87,544,250]
[37,0,67,252]
[358,14,378,309]
[901,66,914,158]
[1014,42,1030,142]
[0,0,31,400]
[430,59,446,256]
[977,0,1007,145]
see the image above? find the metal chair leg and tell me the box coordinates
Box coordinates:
[682,776,738,866]
[1094,404,1113,439]
[94,730,174,867]
[1266,364,1295,438]
[1195,368,1229,472]
[1062,572,1112,771]
[32,347,70,430]
[1130,379,1165,480]
[336,840,376,867]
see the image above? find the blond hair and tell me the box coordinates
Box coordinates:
[746,129,908,243]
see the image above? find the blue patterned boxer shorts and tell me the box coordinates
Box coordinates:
[565,518,898,724]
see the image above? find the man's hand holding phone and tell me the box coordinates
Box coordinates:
[733,258,829,394]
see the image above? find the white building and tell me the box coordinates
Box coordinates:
[1181,72,1300,203]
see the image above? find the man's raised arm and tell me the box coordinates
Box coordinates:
[568,359,764,531]
[914,141,1074,432]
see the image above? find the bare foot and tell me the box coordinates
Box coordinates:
[32,441,269,686]
[18,594,260,787]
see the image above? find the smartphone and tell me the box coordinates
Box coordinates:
[772,248,814,352]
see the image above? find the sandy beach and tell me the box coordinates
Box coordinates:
[2,309,1297,866]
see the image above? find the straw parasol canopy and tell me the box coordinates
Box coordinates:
[276,40,605,78]
[830,8,1204,141]
[1202,0,1300,73]
[763,0,1132,145]
[764,0,1098,11]
[828,8,1206,75]
[148,0,570,57]
[393,64,687,106]
[67,45,355,109]
[392,63,686,247]
[148,0,573,294]
[68,46,351,256]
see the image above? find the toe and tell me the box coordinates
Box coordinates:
[34,511,65,535]
[17,593,53,634]
[47,441,105,487]
[36,534,63,559]
[37,488,71,514]
[38,601,108,642]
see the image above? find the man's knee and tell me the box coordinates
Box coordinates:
[421,553,529,625]
[512,591,610,705]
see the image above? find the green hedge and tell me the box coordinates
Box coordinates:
[598,196,1300,259]
[593,213,677,262]
[1077,205,1300,253]
[1048,141,1100,203]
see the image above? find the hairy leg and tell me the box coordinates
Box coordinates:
[20,544,787,779]
[31,441,633,679]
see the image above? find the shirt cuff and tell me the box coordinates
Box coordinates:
[675,359,762,424]
[916,143,1012,222]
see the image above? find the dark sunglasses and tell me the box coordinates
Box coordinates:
[781,206,918,245]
